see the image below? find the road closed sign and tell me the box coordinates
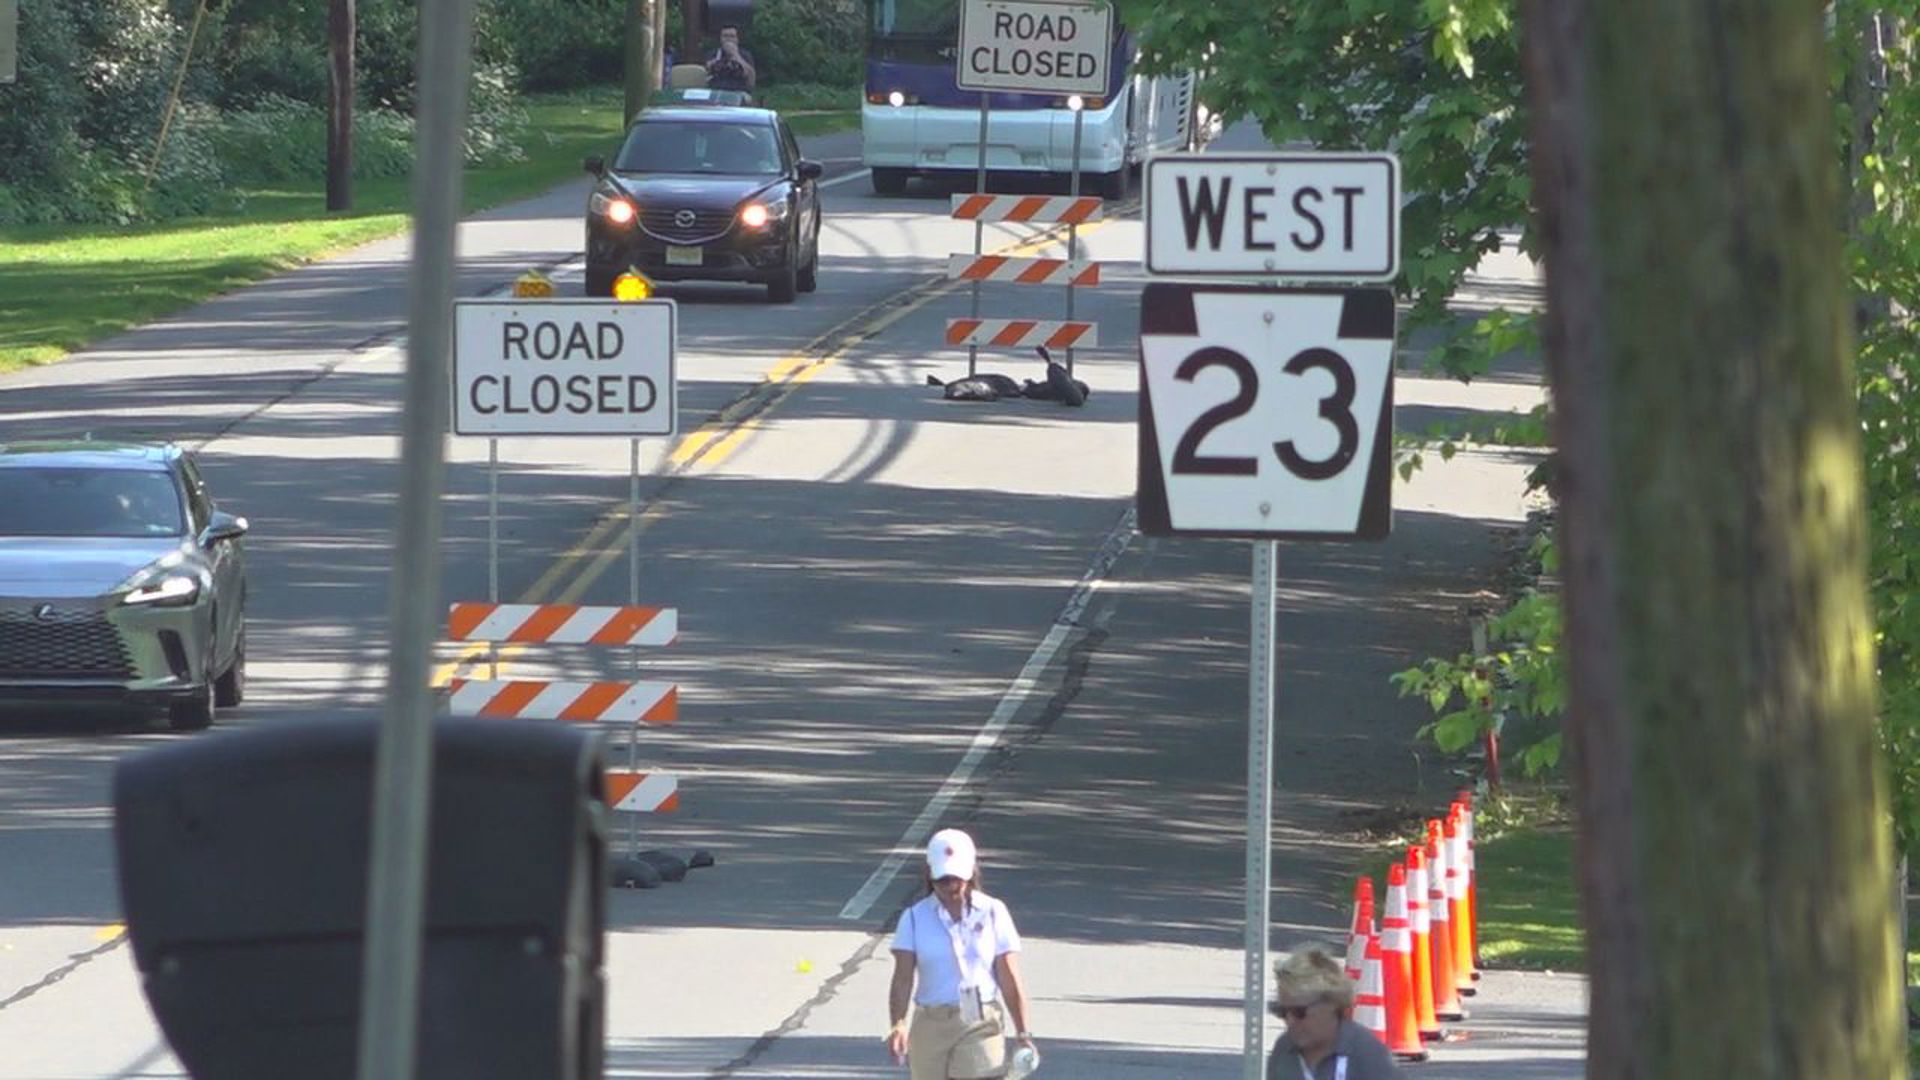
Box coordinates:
[453,299,677,437]
[957,0,1110,97]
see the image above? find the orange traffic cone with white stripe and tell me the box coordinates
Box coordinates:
[1457,794,1484,978]
[1381,864,1429,1061]
[1406,845,1442,1041]
[1355,927,1388,1042]
[1444,813,1475,997]
[1345,877,1374,983]
[1426,823,1466,1020]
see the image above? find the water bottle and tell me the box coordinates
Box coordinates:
[1006,1044,1041,1079]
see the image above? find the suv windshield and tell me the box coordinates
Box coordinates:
[0,468,185,538]
[616,121,783,175]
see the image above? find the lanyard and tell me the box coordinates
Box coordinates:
[1297,1054,1347,1080]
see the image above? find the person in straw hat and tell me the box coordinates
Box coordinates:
[1268,943,1403,1079]
[884,828,1037,1078]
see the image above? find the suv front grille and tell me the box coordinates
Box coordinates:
[640,207,734,243]
[0,609,134,679]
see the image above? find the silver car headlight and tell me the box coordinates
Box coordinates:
[122,574,201,607]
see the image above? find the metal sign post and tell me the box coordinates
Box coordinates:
[359,0,475,1075]
[969,92,989,379]
[1065,102,1084,376]
[1137,155,1401,1074]
[1244,540,1277,1078]
[627,437,643,861]
[487,437,499,679]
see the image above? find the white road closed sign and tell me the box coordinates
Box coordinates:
[957,0,1110,96]
[1137,284,1395,539]
[1145,153,1401,280]
[453,299,677,437]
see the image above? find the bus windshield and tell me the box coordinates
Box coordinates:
[870,0,957,39]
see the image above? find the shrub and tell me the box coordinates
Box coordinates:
[489,0,625,92]
[208,94,414,184]
[737,0,863,88]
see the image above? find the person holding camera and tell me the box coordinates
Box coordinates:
[705,25,757,92]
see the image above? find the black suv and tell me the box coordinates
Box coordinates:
[584,106,824,303]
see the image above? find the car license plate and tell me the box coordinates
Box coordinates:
[666,245,703,266]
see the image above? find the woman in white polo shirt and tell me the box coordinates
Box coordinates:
[884,829,1037,1079]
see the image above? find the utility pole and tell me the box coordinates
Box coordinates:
[1523,2,1903,1075]
[680,0,704,72]
[327,0,355,211]
[1,0,18,85]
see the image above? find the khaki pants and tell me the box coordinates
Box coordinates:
[908,1000,1007,1080]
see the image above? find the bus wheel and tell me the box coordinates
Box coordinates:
[872,167,909,196]
[1097,168,1130,200]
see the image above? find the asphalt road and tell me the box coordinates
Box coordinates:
[0,124,1578,1077]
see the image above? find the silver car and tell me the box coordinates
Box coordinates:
[0,442,248,730]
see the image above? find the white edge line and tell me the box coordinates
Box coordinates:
[819,168,874,190]
[837,506,1138,922]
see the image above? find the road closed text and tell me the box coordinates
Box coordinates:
[957,0,1109,95]
[468,320,658,418]
[453,303,678,436]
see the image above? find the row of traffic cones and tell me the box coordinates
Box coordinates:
[1343,793,1484,1062]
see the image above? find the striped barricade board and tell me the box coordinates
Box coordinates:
[945,319,1097,350]
[949,194,1102,224]
[945,254,1100,286]
[605,770,679,813]
[446,678,678,725]
[447,603,678,646]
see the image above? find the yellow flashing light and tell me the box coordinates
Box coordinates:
[512,270,555,298]
[612,270,654,301]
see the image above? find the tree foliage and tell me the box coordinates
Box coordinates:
[1123,0,1920,854]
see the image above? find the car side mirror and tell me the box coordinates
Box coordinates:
[201,512,248,547]
[583,154,605,177]
[797,160,824,181]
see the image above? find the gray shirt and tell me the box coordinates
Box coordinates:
[1266,1020,1403,1080]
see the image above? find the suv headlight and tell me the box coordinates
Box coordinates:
[738,200,789,229]
[590,190,637,225]
[123,574,201,607]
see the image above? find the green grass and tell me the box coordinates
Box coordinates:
[1349,791,1584,972]
[1472,825,1584,971]
[0,83,857,374]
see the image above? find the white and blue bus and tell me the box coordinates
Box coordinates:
[861,0,1197,198]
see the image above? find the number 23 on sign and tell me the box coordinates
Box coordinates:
[1136,285,1396,540]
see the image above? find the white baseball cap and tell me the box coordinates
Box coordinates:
[927,828,977,880]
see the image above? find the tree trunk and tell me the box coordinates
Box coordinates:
[1521,3,1902,1076]
[327,0,354,212]
[624,0,663,127]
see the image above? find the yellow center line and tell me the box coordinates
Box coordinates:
[432,211,1125,685]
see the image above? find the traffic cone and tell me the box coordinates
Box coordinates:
[1426,823,1466,1020]
[1445,813,1475,997]
[1355,927,1388,1042]
[1406,845,1442,1041]
[1458,794,1483,977]
[1381,865,1429,1061]
[1345,878,1374,983]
